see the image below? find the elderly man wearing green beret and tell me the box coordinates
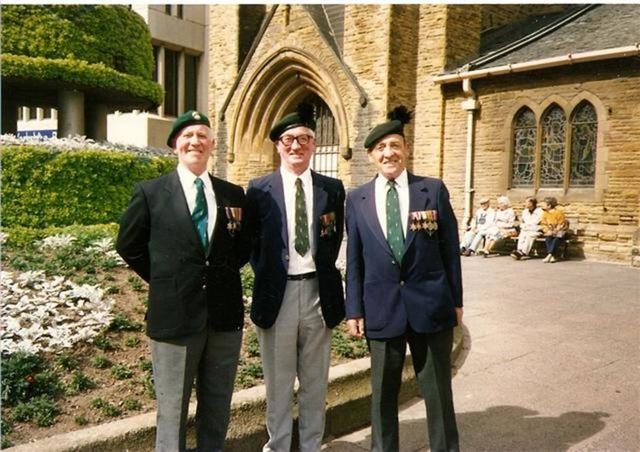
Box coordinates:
[246,103,346,451]
[345,107,462,452]
[117,111,251,451]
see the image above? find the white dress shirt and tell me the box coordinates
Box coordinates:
[177,163,217,240]
[280,166,316,274]
[374,169,409,239]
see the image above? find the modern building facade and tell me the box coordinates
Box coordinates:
[16,4,209,149]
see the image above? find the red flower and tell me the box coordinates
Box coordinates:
[25,375,34,383]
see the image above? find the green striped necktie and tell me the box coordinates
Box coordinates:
[294,177,310,256]
[192,177,209,252]
[386,179,404,263]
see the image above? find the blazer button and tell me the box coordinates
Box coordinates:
[205,260,210,266]
[392,260,396,265]
[202,284,207,290]
[284,255,290,260]
[400,281,405,286]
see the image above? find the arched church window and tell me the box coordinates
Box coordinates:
[305,94,339,178]
[569,101,597,187]
[511,107,537,187]
[540,104,566,187]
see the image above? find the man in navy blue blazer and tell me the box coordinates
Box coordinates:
[246,103,345,451]
[345,106,462,452]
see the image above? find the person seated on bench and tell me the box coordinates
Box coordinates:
[511,197,543,260]
[540,196,567,263]
[478,196,516,256]
[460,197,495,256]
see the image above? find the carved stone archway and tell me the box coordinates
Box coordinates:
[228,47,351,169]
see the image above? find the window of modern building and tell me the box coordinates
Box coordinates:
[184,54,199,112]
[511,107,537,187]
[17,107,24,121]
[152,46,160,83]
[164,49,179,117]
[42,108,53,119]
[164,5,172,15]
[29,107,38,120]
[176,5,183,19]
[510,100,597,189]
[306,94,339,178]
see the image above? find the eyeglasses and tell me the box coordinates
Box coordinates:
[279,134,314,146]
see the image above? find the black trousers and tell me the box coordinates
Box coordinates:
[368,327,459,452]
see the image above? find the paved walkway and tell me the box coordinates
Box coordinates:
[324,256,639,451]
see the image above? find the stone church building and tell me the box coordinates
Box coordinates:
[207,4,640,265]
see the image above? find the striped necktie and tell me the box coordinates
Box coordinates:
[294,177,310,256]
[192,177,209,252]
[386,179,404,263]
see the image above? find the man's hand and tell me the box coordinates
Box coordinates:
[455,307,464,326]
[346,318,365,339]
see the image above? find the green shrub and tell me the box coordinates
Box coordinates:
[111,364,133,380]
[1,352,62,406]
[56,352,78,371]
[1,54,163,107]
[109,314,143,332]
[244,327,260,358]
[74,415,89,426]
[123,397,142,411]
[2,5,154,79]
[90,355,112,369]
[1,146,174,228]
[93,335,116,351]
[331,329,368,360]
[67,371,95,393]
[12,395,60,427]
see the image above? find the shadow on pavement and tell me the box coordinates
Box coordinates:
[325,405,609,452]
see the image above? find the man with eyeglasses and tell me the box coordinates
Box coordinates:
[345,106,462,451]
[245,103,346,451]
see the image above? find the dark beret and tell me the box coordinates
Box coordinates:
[269,103,316,142]
[364,106,413,149]
[166,110,211,147]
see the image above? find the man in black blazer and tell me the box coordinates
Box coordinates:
[346,107,462,452]
[116,111,250,452]
[246,103,345,451]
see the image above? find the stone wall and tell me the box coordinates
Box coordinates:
[441,59,640,262]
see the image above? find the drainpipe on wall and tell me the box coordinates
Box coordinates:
[460,78,480,228]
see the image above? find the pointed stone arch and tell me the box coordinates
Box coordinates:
[228,47,350,168]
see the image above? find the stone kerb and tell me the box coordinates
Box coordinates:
[7,326,466,451]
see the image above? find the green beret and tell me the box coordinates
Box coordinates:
[364,106,413,149]
[269,103,316,142]
[166,110,211,147]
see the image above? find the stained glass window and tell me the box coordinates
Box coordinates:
[570,102,597,186]
[540,105,566,187]
[511,107,537,187]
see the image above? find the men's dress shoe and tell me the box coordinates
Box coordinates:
[549,256,557,263]
[460,248,467,256]
[511,251,521,260]
[463,249,472,257]
[543,254,552,263]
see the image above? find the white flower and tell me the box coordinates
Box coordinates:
[0,232,8,245]
[40,234,76,250]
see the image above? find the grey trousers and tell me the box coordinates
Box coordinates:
[150,328,242,452]
[257,277,332,452]
[369,327,459,452]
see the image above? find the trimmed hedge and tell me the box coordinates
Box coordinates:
[1,54,163,107]
[1,5,154,80]
[1,146,175,228]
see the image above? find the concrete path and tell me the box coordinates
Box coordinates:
[324,256,639,452]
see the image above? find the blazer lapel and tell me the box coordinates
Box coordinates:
[311,171,328,257]
[164,171,204,255]
[208,175,229,257]
[404,173,430,253]
[267,171,289,249]
[360,178,395,259]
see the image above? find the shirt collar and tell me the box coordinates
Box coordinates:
[280,165,312,188]
[177,163,212,190]
[376,168,408,190]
